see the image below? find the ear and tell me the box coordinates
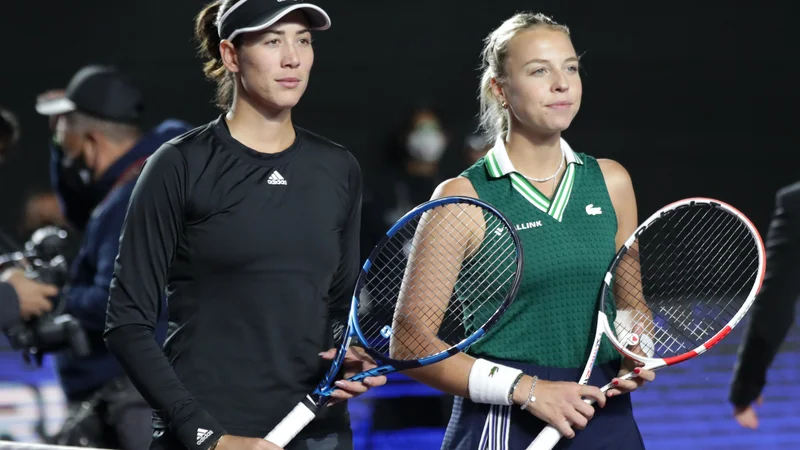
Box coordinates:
[220,39,241,73]
[490,77,507,108]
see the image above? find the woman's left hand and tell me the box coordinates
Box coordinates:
[319,346,387,405]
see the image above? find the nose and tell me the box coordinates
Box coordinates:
[552,71,569,93]
[282,43,301,69]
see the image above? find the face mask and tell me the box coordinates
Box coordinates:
[60,151,93,188]
[406,124,446,163]
[57,145,108,211]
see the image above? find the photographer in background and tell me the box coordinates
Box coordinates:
[1,105,59,330]
[34,65,191,449]
[0,105,21,164]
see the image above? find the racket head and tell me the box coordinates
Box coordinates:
[352,195,523,367]
[596,197,766,369]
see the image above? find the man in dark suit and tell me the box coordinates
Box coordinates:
[729,181,800,429]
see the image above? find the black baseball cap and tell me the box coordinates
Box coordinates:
[218,0,331,42]
[35,65,143,123]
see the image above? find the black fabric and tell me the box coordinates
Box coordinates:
[219,0,329,41]
[729,181,800,407]
[104,115,361,450]
[0,281,20,330]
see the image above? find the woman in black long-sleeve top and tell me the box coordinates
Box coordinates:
[103,2,385,450]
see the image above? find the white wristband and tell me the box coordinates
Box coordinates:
[638,333,655,358]
[468,358,523,405]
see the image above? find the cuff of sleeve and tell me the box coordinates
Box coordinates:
[729,379,764,408]
[172,409,227,450]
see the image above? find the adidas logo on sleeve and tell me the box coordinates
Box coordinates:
[268,170,287,185]
[196,428,214,445]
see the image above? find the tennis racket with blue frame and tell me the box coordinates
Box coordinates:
[265,196,524,447]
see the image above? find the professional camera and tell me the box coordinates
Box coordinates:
[1,225,90,365]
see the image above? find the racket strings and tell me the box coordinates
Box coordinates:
[361,205,481,358]
[642,210,755,341]
[358,207,478,347]
[607,204,759,359]
[357,203,519,361]
[390,209,516,359]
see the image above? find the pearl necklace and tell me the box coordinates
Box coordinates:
[522,151,565,183]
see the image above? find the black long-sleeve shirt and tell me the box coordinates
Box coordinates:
[104,116,362,449]
[729,181,800,407]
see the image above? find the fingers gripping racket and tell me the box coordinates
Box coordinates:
[265,196,524,446]
[527,198,766,450]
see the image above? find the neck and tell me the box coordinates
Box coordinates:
[226,93,295,154]
[504,122,563,179]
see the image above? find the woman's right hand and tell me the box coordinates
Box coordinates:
[214,435,284,450]
[513,376,606,439]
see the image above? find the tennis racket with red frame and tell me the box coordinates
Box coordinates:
[527,197,766,450]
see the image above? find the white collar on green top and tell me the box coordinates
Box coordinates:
[484,137,583,221]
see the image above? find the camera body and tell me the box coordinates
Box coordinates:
[2,226,90,364]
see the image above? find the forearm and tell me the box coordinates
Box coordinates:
[403,353,473,398]
[105,325,226,449]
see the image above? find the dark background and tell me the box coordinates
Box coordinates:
[1,1,798,236]
[1,1,798,448]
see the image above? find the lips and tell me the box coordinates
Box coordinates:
[547,101,572,110]
[277,78,301,89]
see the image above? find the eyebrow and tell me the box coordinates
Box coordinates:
[264,29,311,36]
[524,56,580,65]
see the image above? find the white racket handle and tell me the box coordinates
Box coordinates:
[527,424,564,450]
[263,398,317,447]
[526,373,639,450]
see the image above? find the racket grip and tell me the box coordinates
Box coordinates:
[264,397,318,447]
[526,425,563,450]
[526,397,594,450]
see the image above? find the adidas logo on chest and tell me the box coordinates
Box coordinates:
[268,170,287,185]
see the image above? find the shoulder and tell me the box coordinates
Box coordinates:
[596,158,634,194]
[296,126,347,151]
[296,127,361,175]
[432,176,478,200]
[91,184,137,230]
[143,121,223,175]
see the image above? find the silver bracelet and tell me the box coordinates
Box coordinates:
[520,375,538,410]
[507,373,524,405]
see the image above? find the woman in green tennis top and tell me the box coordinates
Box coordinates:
[401,12,657,449]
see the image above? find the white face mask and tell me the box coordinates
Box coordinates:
[406,124,447,163]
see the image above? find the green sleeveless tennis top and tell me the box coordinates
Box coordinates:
[460,139,620,368]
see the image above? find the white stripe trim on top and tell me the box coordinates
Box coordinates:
[218,2,331,40]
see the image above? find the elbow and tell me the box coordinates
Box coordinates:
[103,323,150,354]
[103,326,124,354]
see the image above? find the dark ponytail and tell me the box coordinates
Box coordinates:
[194,1,235,110]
